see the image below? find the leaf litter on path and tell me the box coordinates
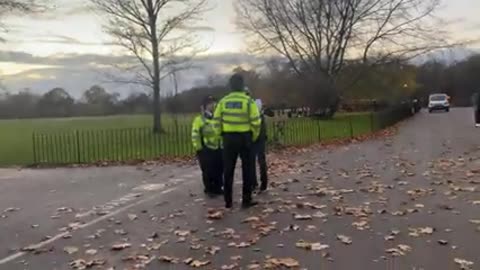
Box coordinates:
[454,258,474,270]
[264,257,300,269]
[386,244,412,257]
[63,246,79,255]
[295,240,329,251]
[111,243,131,251]
[336,234,352,245]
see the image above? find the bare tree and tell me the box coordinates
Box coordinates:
[0,0,51,39]
[91,0,208,133]
[236,0,456,95]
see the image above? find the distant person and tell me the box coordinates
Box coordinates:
[191,96,223,196]
[252,99,275,192]
[213,74,261,209]
[473,92,480,128]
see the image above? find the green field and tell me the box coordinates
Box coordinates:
[0,113,375,166]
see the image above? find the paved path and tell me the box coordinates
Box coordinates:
[0,108,479,270]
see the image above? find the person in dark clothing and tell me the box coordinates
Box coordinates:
[212,74,261,209]
[473,92,480,127]
[252,100,274,192]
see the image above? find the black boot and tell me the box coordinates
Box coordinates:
[241,201,258,209]
[260,181,268,192]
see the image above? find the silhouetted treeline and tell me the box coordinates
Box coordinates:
[2,54,480,119]
[0,85,152,119]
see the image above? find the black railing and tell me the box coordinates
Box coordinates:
[32,106,414,165]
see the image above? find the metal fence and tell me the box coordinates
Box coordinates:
[32,104,414,165]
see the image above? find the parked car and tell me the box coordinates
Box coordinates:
[428,93,450,113]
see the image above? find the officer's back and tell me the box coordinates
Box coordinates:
[213,74,261,209]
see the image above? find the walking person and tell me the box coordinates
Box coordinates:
[213,73,262,209]
[252,99,274,192]
[192,96,223,197]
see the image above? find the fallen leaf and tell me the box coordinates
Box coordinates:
[391,210,406,216]
[293,214,312,220]
[313,211,328,218]
[69,259,105,269]
[265,257,300,268]
[384,235,395,241]
[174,230,191,237]
[352,220,369,230]
[438,240,449,245]
[247,263,262,270]
[386,244,412,257]
[111,243,131,251]
[114,229,128,235]
[85,249,97,255]
[454,258,474,270]
[311,243,330,251]
[159,256,180,264]
[221,264,237,270]
[284,224,300,231]
[128,214,138,221]
[295,240,310,249]
[207,209,224,220]
[420,227,434,234]
[243,216,261,223]
[70,259,87,269]
[398,244,412,252]
[188,260,211,267]
[63,246,78,255]
[469,219,480,225]
[190,244,202,250]
[336,234,352,245]
[438,204,454,210]
[206,245,221,255]
[3,207,20,213]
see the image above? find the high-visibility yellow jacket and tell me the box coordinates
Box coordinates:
[191,115,221,151]
[213,91,261,141]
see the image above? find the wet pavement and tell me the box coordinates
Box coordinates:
[0,108,479,270]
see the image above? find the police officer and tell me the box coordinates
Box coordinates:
[192,96,223,196]
[213,74,261,209]
[252,99,274,192]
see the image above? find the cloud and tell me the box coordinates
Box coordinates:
[6,33,117,47]
[27,0,93,20]
[0,50,264,98]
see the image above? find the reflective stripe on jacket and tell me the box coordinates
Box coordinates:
[213,91,261,141]
[191,115,221,151]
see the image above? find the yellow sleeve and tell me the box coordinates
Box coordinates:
[212,100,223,136]
[191,116,203,151]
[249,100,261,142]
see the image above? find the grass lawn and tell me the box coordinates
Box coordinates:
[0,113,374,166]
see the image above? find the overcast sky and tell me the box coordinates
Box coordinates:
[1,0,480,98]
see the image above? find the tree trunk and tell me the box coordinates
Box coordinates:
[149,2,162,134]
[152,80,161,133]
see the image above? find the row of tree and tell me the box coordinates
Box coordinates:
[0,86,151,119]
[0,0,471,128]
[1,53,480,119]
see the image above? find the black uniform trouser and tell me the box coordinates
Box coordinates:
[197,148,223,193]
[253,138,268,189]
[222,132,255,205]
[475,108,480,124]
